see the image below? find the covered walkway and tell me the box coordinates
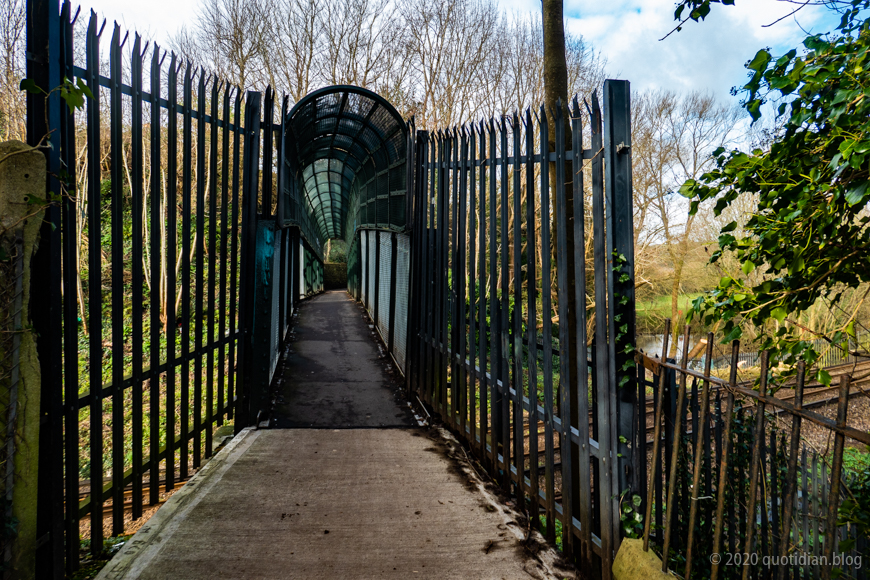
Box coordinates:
[95,293,569,580]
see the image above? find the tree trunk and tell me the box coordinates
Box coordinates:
[669,257,684,358]
[543,0,577,373]
[542,0,581,525]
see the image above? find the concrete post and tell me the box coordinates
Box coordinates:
[0,140,46,580]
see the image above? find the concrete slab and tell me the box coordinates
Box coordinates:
[272,291,415,428]
[96,428,568,580]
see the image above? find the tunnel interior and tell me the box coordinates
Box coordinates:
[282,85,410,263]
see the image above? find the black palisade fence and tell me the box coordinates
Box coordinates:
[405,82,638,577]
[25,3,307,575]
[640,325,869,580]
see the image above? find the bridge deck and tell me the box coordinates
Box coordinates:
[96,292,566,580]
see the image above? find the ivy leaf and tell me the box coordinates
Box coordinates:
[844,182,868,206]
[722,326,742,343]
[771,307,787,323]
[76,77,95,100]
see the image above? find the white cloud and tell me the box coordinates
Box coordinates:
[75,0,197,47]
[76,0,842,103]
[559,0,839,99]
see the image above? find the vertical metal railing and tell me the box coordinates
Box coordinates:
[25,3,281,574]
[404,83,636,574]
[640,330,869,580]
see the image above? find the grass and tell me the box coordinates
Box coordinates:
[636,292,702,320]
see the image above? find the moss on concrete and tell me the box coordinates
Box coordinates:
[0,140,46,580]
[612,539,676,580]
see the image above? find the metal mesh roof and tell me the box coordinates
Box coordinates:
[286,86,407,241]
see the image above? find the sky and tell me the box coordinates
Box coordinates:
[80,0,842,104]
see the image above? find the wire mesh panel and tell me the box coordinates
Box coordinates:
[298,238,305,298]
[378,231,392,345]
[368,231,376,317]
[393,233,410,371]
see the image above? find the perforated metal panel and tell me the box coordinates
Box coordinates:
[367,232,376,316]
[378,232,392,345]
[393,233,410,371]
[299,240,306,300]
[359,231,368,305]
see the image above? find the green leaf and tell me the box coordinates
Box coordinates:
[818,369,832,386]
[741,261,756,275]
[76,77,95,100]
[19,78,46,95]
[771,307,787,323]
[723,326,742,342]
[844,181,868,206]
[747,49,772,72]
[746,98,763,123]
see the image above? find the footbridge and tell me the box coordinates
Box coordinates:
[18,4,640,579]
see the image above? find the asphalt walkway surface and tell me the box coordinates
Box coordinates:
[96,291,569,580]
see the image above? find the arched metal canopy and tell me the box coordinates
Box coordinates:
[285,86,408,242]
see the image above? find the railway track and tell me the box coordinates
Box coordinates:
[642,358,870,411]
[76,476,191,516]
[500,365,870,462]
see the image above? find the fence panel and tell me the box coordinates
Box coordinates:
[640,339,869,580]
[394,234,410,371]
[23,4,298,573]
[405,84,637,575]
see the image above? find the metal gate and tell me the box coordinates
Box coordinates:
[405,85,637,577]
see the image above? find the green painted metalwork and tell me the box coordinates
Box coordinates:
[283,86,409,245]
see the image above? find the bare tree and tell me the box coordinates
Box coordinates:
[632,90,741,354]
[0,0,25,141]
[266,0,322,102]
[398,0,500,129]
[171,0,271,92]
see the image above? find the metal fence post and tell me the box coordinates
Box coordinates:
[603,79,636,552]
[237,90,261,431]
[26,0,65,575]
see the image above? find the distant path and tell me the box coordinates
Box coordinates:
[272,290,416,428]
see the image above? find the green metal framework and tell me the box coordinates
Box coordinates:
[283,86,409,245]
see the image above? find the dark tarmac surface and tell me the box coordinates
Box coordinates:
[271,291,416,428]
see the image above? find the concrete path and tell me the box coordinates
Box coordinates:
[97,291,570,580]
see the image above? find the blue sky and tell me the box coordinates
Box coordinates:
[508,0,842,100]
[83,0,841,104]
